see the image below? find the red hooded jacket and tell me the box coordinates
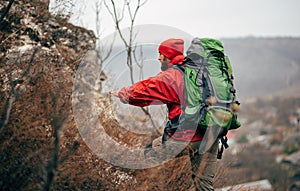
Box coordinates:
[118,55,204,142]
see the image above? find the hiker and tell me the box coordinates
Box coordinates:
[110,38,219,191]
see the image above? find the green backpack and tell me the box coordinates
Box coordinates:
[174,37,241,157]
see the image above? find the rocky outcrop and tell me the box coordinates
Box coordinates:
[0,0,99,190]
[1,0,95,68]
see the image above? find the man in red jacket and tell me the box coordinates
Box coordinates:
[110,38,219,191]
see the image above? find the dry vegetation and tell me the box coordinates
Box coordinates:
[0,1,197,190]
[1,1,300,191]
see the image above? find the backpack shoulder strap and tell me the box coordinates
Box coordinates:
[171,64,185,73]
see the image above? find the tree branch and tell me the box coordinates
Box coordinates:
[0,47,39,133]
[0,0,15,24]
[104,0,160,133]
[43,89,68,191]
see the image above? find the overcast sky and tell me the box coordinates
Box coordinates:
[60,0,300,39]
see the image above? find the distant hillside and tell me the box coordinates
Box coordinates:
[102,37,300,100]
[221,37,300,100]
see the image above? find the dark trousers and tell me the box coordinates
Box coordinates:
[149,136,219,190]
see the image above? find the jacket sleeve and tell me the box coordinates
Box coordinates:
[118,69,183,107]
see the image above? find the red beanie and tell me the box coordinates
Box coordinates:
[158,38,184,59]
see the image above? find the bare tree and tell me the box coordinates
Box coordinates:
[43,90,68,191]
[94,0,116,91]
[95,0,114,63]
[104,0,162,135]
[104,0,147,84]
[49,0,80,20]
[0,47,39,132]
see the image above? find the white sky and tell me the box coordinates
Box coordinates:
[62,0,300,39]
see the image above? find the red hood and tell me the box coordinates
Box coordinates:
[168,55,185,68]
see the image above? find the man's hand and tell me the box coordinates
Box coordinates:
[109,91,119,97]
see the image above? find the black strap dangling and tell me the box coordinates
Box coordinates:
[217,136,229,159]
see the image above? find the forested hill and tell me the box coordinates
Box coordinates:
[221,37,300,100]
